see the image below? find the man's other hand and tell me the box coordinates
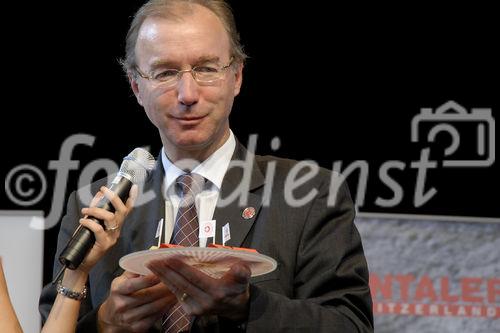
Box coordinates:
[97,271,176,332]
[147,258,251,323]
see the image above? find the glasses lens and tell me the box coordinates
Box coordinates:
[152,70,179,85]
[193,66,221,83]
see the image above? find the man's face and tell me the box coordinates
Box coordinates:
[131,5,243,157]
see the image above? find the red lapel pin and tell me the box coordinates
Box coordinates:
[242,207,256,220]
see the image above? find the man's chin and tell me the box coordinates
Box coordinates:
[175,136,209,149]
[163,127,228,157]
[172,136,214,154]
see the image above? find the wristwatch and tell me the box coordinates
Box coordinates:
[56,280,88,301]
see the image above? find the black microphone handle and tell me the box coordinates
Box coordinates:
[58,177,133,270]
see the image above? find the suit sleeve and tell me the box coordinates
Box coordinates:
[245,177,374,332]
[38,190,101,332]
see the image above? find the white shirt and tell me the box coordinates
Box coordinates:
[160,131,236,247]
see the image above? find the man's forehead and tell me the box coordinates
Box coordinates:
[135,14,231,66]
[138,18,164,42]
[137,14,229,46]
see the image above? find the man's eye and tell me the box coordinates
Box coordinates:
[154,70,178,80]
[195,66,218,73]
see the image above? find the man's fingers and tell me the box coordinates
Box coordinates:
[225,262,251,284]
[115,273,160,295]
[147,262,181,294]
[128,280,174,308]
[145,259,252,320]
[163,258,215,291]
[147,260,208,301]
[111,271,141,291]
[120,290,176,323]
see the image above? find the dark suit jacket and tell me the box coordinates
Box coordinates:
[40,141,373,332]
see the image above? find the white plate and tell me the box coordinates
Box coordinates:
[119,247,277,278]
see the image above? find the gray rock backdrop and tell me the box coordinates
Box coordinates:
[355,216,500,333]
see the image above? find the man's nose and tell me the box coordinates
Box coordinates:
[177,71,199,106]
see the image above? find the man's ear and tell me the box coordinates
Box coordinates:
[128,73,144,106]
[233,63,244,97]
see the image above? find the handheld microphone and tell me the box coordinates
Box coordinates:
[56,148,156,274]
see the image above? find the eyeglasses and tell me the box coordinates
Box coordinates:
[135,58,234,88]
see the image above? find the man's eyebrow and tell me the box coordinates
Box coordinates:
[149,56,221,69]
[193,56,220,64]
[149,60,176,69]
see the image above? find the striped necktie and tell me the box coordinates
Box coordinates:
[162,173,204,333]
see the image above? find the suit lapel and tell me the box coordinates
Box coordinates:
[213,142,264,247]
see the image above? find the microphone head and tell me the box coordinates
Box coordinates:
[118,148,156,184]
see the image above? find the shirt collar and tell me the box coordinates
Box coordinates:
[161,131,236,192]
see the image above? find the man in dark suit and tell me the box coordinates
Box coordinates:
[40,0,373,331]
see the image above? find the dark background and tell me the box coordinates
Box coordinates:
[0,2,497,285]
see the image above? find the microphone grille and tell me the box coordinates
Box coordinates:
[119,148,156,183]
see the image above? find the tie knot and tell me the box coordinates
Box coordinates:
[176,173,204,197]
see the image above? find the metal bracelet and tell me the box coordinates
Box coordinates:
[56,280,88,301]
